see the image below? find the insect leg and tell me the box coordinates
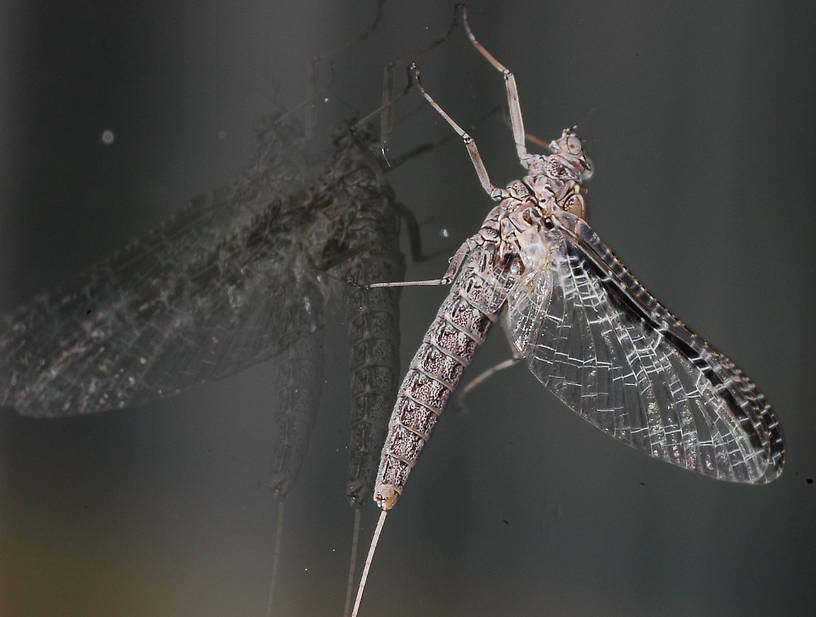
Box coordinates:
[409,62,509,202]
[382,105,503,267]
[376,3,463,153]
[302,0,388,136]
[352,2,462,148]
[367,278,449,288]
[366,234,475,289]
[456,306,526,414]
[498,104,554,152]
[456,355,523,414]
[458,4,532,166]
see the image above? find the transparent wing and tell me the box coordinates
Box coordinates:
[0,112,327,418]
[504,218,784,483]
[266,312,325,498]
[0,212,326,417]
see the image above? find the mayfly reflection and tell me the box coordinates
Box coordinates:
[350,6,785,616]
[0,74,413,617]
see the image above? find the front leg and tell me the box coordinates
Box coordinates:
[367,234,480,289]
[409,62,510,202]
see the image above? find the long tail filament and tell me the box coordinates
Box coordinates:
[265,499,286,617]
[343,507,363,617]
[350,509,388,617]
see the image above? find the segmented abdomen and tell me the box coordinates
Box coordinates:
[374,253,505,510]
[343,248,404,505]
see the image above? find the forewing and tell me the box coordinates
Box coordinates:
[266,310,325,498]
[504,219,783,484]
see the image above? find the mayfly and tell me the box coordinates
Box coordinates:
[351,5,785,615]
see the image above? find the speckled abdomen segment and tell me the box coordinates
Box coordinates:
[343,247,404,505]
[344,300,401,504]
[375,274,498,510]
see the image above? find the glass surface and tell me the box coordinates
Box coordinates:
[1,2,814,616]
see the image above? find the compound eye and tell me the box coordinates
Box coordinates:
[543,216,555,230]
[566,134,582,155]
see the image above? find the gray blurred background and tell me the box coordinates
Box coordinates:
[1,1,814,616]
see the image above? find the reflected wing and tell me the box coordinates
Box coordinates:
[504,217,784,483]
[267,306,325,498]
[0,112,327,418]
[0,211,325,417]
